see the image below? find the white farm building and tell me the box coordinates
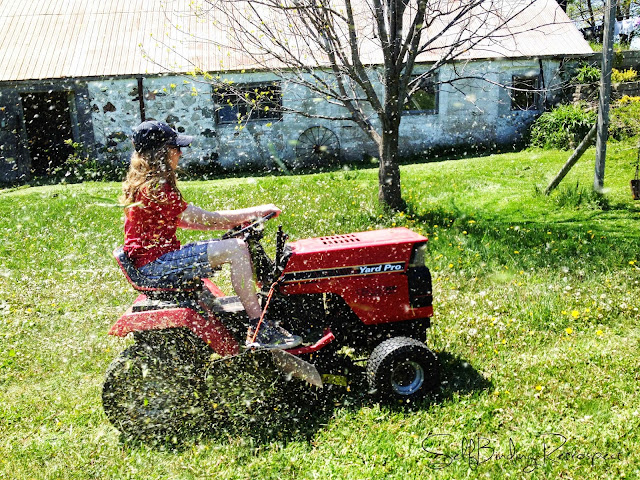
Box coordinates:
[0,0,593,182]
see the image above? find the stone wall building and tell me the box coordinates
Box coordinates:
[0,0,593,182]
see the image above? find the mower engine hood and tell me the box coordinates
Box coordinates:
[279,228,432,325]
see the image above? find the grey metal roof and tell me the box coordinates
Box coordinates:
[0,0,592,82]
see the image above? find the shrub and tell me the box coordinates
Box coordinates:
[51,140,128,183]
[571,66,638,86]
[612,68,638,83]
[529,103,597,150]
[180,154,227,180]
[531,97,639,149]
[618,95,640,104]
[573,62,601,84]
[610,96,640,140]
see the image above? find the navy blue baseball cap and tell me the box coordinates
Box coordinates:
[132,120,194,153]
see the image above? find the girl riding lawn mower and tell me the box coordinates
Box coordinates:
[104,120,438,439]
[102,214,440,439]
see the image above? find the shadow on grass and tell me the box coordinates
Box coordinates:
[117,379,355,451]
[118,351,490,451]
[435,351,493,400]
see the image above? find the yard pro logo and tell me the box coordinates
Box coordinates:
[283,262,406,283]
[359,263,404,274]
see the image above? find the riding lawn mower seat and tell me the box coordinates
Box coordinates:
[113,247,203,292]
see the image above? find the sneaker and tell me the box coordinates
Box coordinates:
[246,318,302,350]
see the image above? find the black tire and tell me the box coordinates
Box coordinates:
[102,333,220,440]
[366,337,438,403]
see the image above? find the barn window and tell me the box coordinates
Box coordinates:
[511,76,540,111]
[403,74,438,115]
[213,83,282,124]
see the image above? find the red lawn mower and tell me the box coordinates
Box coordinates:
[102,215,439,438]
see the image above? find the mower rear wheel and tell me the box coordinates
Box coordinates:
[102,342,217,441]
[366,337,438,403]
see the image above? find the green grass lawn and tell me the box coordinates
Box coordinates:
[1,142,639,479]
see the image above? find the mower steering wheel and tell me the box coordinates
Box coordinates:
[221,212,277,240]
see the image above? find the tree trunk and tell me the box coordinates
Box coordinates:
[586,0,596,29]
[377,123,405,211]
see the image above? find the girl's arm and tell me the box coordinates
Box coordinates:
[178,204,281,231]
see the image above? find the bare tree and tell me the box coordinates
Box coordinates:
[568,0,598,32]
[164,0,546,210]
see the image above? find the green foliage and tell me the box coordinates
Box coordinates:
[531,95,640,149]
[612,67,638,83]
[610,97,640,140]
[569,63,637,86]
[50,140,128,183]
[573,62,601,84]
[529,103,597,150]
[588,41,603,52]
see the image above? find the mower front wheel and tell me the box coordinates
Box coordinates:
[366,336,438,403]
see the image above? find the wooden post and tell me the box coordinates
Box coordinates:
[545,124,597,195]
[593,0,616,192]
[137,77,146,122]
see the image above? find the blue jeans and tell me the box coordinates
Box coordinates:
[138,241,215,283]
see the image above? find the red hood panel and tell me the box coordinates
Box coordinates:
[285,227,427,273]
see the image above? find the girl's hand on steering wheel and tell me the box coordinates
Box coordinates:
[255,204,281,219]
[221,211,278,240]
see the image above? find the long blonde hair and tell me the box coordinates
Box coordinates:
[120,146,181,205]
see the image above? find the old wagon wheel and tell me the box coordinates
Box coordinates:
[295,126,340,168]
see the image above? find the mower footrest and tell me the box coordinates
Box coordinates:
[286,329,335,355]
